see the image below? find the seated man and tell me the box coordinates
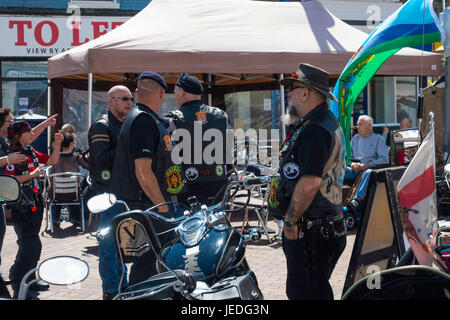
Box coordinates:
[345,115,389,212]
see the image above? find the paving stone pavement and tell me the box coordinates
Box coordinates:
[0,215,355,300]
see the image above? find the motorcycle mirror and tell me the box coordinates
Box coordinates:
[37,256,89,286]
[444,163,450,175]
[392,128,421,150]
[0,175,20,203]
[87,193,117,213]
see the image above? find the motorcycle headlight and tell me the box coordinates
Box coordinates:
[177,214,207,247]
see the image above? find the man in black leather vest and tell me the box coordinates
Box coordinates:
[111,71,186,286]
[270,63,347,300]
[163,73,232,207]
[87,85,132,300]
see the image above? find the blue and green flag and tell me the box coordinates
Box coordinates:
[330,0,444,163]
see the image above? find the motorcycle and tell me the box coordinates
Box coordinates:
[87,175,275,300]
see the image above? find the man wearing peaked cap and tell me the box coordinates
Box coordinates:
[111,71,187,286]
[268,63,347,300]
[163,73,233,207]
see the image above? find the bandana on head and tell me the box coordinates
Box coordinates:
[8,120,32,140]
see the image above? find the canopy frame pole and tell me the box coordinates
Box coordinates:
[208,73,212,106]
[47,79,52,153]
[279,74,286,142]
[443,1,450,153]
[88,73,93,129]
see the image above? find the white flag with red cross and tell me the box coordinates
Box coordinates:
[396,127,437,266]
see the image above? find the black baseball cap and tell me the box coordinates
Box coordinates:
[138,71,167,91]
[176,73,204,95]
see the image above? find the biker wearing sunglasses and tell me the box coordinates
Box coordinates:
[87,85,133,300]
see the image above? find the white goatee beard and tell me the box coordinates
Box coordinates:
[281,102,300,126]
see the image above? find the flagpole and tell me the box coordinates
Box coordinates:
[429,111,435,170]
[429,111,435,130]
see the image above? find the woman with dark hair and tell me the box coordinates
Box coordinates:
[4,120,63,299]
[0,108,27,296]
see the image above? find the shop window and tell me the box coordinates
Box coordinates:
[2,80,48,116]
[396,76,417,126]
[370,76,396,124]
[69,0,120,9]
[369,76,418,125]
[225,90,279,131]
[158,93,177,117]
[225,90,280,166]
[2,61,47,78]
[1,61,48,116]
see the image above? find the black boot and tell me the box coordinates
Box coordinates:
[29,280,50,292]
[103,292,116,300]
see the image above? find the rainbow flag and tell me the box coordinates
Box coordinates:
[330,0,444,163]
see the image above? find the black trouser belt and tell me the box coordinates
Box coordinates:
[305,213,343,225]
[300,213,346,240]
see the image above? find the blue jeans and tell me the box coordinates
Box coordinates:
[98,202,128,295]
[344,167,372,206]
[355,170,371,201]
[344,167,359,185]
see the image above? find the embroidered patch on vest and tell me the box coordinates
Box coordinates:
[215,164,224,176]
[282,162,300,180]
[166,165,184,194]
[185,167,199,181]
[101,170,111,181]
[163,135,173,152]
[268,177,279,208]
[195,111,208,124]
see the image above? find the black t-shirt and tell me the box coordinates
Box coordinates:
[294,124,332,178]
[129,107,160,160]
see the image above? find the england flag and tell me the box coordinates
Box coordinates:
[396,129,437,266]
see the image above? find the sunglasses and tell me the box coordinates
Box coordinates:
[289,85,306,92]
[112,96,134,102]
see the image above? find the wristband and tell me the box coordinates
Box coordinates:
[6,155,10,165]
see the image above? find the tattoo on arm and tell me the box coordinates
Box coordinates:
[285,175,321,222]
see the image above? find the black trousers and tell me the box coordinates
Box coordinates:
[0,206,5,267]
[282,221,346,300]
[52,205,81,223]
[8,202,43,293]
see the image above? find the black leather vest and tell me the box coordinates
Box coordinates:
[111,105,187,204]
[164,102,230,186]
[87,112,122,193]
[268,104,346,219]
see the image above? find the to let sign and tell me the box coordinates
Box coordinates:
[0,16,130,57]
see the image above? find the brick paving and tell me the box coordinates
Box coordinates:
[0,214,354,300]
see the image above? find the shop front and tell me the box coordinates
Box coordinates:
[0,14,130,148]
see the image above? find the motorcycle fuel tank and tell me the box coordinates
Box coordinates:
[161,226,246,283]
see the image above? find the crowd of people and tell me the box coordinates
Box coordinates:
[0,66,415,301]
